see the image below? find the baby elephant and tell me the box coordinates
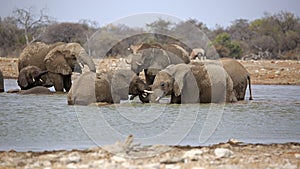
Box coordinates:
[18,66,48,90]
[68,70,150,105]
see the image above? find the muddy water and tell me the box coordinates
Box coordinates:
[0,79,299,151]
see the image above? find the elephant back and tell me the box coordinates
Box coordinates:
[18,42,66,72]
[68,72,98,105]
[18,42,50,71]
[162,44,190,64]
[220,58,249,90]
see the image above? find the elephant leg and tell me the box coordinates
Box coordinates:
[63,75,72,92]
[48,72,64,92]
[170,93,181,104]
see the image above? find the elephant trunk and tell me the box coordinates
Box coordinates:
[34,70,48,86]
[35,70,48,80]
[78,49,96,72]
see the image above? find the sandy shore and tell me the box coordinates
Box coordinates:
[1,140,299,169]
[1,57,300,85]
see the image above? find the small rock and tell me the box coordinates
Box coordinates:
[111,155,126,163]
[182,149,203,159]
[228,138,242,144]
[165,164,180,169]
[111,62,117,67]
[214,148,234,158]
[60,152,81,163]
[66,163,77,169]
[160,157,184,164]
[275,70,281,75]
[295,153,300,158]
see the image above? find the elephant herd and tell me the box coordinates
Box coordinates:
[0,41,253,105]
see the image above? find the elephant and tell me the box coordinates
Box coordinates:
[17,66,48,90]
[67,69,150,105]
[0,69,4,92]
[147,62,237,104]
[18,42,96,92]
[190,48,206,60]
[220,58,253,100]
[127,43,190,85]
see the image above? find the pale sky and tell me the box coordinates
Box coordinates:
[0,0,299,28]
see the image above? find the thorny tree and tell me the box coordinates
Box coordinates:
[13,7,51,45]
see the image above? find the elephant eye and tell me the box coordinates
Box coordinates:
[160,82,165,87]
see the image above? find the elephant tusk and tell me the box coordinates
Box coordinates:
[79,63,85,68]
[142,93,148,98]
[125,59,131,64]
[136,61,142,66]
[143,90,154,94]
[32,78,35,82]
[39,79,43,83]
[155,97,161,102]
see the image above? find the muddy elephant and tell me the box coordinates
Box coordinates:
[147,62,237,104]
[127,43,190,85]
[220,58,253,100]
[6,86,53,95]
[68,70,150,105]
[0,69,3,92]
[18,42,96,92]
[17,66,48,90]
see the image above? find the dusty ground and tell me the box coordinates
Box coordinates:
[1,57,300,85]
[0,140,299,169]
[240,60,300,85]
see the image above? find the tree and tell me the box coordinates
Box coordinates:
[13,7,51,45]
[42,22,88,45]
[0,17,24,57]
[146,18,174,34]
[212,33,242,58]
[249,11,300,59]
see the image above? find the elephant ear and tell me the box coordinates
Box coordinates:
[44,50,72,75]
[17,74,29,88]
[164,64,191,97]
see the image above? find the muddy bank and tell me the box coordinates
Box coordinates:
[1,141,299,169]
[1,57,300,85]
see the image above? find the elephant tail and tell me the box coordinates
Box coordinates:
[247,75,253,100]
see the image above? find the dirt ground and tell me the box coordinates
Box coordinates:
[1,57,300,85]
[0,140,299,169]
[240,60,300,85]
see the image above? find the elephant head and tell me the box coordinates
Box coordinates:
[43,43,96,92]
[149,64,199,104]
[17,66,48,90]
[0,69,4,92]
[44,43,96,75]
[109,69,150,103]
